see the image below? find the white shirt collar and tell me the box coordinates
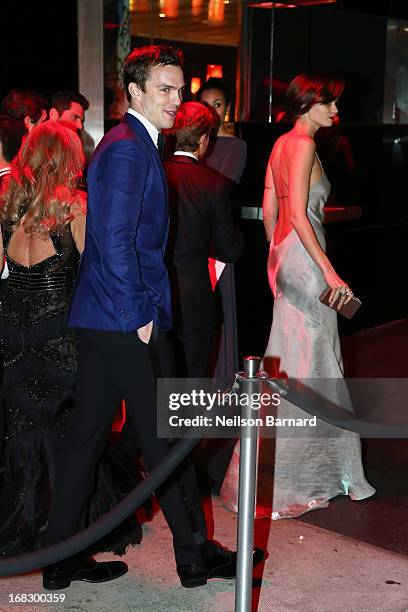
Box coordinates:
[174,151,198,161]
[126,108,159,148]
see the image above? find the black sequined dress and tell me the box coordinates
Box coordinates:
[0,224,143,557]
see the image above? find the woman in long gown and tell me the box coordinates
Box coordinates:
[0,121,142,556]
[221,74,375,518]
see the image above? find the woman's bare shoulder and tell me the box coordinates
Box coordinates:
[282,134,316,168]
[69,190,87,218]
[286,131,315,151]
[272,132,290,150]
[271,130,312,152]
[269,133,289,160]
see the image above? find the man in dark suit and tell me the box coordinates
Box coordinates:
[43,45,260,591]
[164,102,243,378]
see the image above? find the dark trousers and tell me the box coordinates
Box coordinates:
[176,322,215,379]
[46,327,209,565]
[0,399,4,465]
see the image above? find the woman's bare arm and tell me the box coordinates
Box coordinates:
[0,230,4,271]
[262,154,279,241]
[69,194,86,254]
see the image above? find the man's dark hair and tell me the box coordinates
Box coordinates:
[50,90,90,114]
[0,113,26,162]
[1,89,48,124]
[123,45,184,102]
[170,102,219,153]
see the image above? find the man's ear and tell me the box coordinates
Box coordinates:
[49,107,59,121]
[197,132,209,158]
[23,116,32,132]
[128,82,142,101]
[198,133,208,147]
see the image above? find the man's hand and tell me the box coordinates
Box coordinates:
[137,320,153,344]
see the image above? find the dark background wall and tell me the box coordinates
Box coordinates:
[339,0,408,19]
[0,0,78,101]
[250,7,387,124]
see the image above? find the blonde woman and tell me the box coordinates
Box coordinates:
[0,121,141,555]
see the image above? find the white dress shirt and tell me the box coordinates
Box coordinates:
[126,108,159,148]
[174,151,198,161]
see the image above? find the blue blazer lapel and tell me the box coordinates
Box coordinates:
[122,113,167,191]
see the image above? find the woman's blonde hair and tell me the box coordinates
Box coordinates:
[0,120,85,236]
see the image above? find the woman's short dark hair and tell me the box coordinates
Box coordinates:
[196,77,230,105]
[285,73,344,118]
[123,45,184,101]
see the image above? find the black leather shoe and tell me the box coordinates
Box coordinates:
[43,556,128,590]
[177,545,264,588]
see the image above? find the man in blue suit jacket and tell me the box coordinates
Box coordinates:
[43,45,258,591]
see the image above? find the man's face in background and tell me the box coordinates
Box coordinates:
[56,101,85,132]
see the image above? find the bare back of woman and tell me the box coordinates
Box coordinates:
[4,206,85,268]
[6,225,58,267]
[269,131,324,247]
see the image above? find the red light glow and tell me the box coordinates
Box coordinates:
[130,0,149,11]
[191,77,202,94]
[160,0,179,18]
[206,64,223,79]
[208,0,225,21]
[192,0,203,16]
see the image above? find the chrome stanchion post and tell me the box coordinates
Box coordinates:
[235,355,262,612]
